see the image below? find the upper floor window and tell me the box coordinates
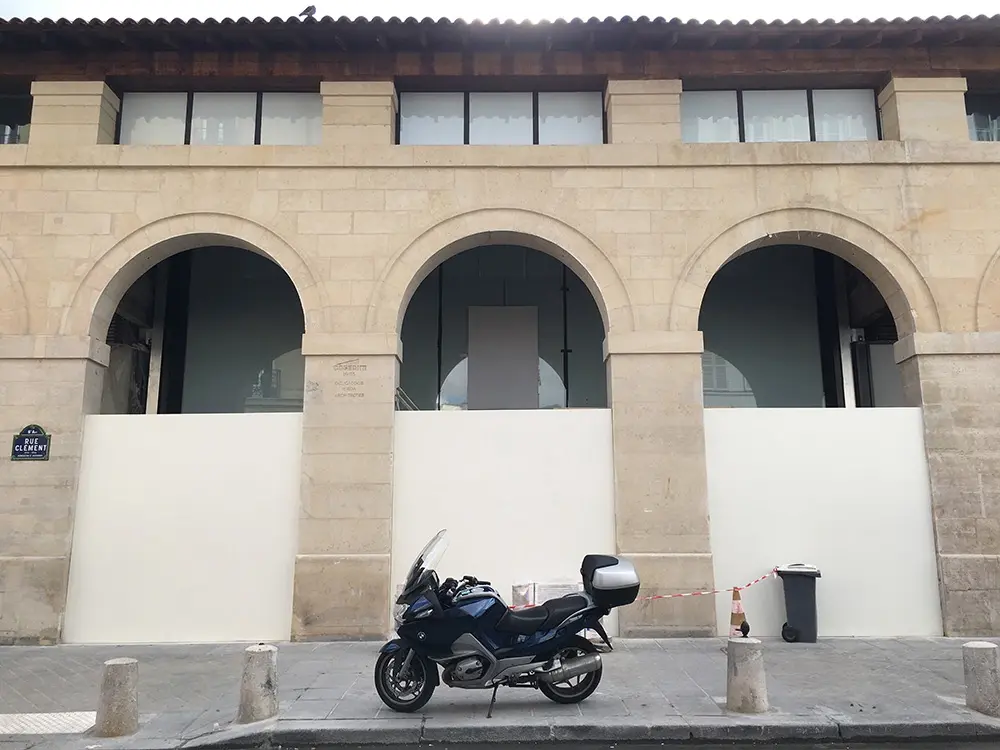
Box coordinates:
[966,94,1000,141]
[0,94,32,144]
[397,91,604,146]
[117,92,322,146]
[681,88,880,143]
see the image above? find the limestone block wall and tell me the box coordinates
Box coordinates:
[0,68,1000,639]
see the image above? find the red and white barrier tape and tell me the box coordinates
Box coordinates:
[636,567,778,602]
[508,567,778,610]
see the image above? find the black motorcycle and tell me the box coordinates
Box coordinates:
[375,529,640,716]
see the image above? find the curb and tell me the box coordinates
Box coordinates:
[169,715,1000,748]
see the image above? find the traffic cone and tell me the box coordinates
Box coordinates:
[729,588,750,637]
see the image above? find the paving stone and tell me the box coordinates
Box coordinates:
[1,637,1000,746]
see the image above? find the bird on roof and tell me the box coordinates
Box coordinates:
[299,5,317,16]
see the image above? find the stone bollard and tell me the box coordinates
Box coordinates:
[94,657,139,737]
[237,644,279,724]
[963,641,1000,718]
[726,637,769,713]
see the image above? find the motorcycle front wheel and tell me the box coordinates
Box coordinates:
[538,634,603,704]
[374,648,436,713]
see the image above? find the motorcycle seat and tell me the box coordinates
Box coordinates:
[496,595,590,636]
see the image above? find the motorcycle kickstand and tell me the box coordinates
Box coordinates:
[486,684,500,719]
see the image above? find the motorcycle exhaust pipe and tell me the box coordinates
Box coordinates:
[536,654,602,684]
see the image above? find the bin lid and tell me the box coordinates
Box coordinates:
[776,563,821,578]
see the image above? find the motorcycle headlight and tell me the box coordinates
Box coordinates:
[393,603,408,624]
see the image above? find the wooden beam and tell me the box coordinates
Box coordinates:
[1,45,997,79]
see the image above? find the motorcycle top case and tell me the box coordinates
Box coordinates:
[581,554,640,609]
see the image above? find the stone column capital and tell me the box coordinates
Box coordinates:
[603,330,703,359]
[300,332,401,359]
[894,332,1000,363]
[0,335,109,367]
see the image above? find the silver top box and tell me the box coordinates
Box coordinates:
[591,559,639,591]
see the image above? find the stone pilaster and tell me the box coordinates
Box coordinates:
[604,80,682,145]
[877,77,969,142]
[320,81,397,146]
[0,335,107,644]
[291,333,399,640]
[605,331,715,637]
[896,332,1000,636]
[28,81,120,146]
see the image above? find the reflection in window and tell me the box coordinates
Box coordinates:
[966,94,1000,142]
[681,88,879,143]
[437,357,568,410]
[399,245,607,411]
[702,351,757,408]
[699,245,903,409]
[244,347,306,413]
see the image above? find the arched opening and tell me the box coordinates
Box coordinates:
[391,242,617,634]
[699,241,942,640]
[65,242,305,645]
[398,244,607,411]
[699,244,905,409]
[99,245,305,415]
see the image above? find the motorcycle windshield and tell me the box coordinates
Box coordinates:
[403,529,448,591]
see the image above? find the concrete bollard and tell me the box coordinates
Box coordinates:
[963,641,1000,718]
[94,657,139,737]
[726,637,769,713]
[237,644,279,724]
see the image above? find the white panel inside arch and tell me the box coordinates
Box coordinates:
[706,407,942,637]
[64,413,301,644]
[392,409,619,636]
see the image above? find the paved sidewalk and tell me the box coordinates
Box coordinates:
[1,638,1000,748]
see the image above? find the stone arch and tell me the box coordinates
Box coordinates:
[365,208,634,334]
[669,206,940,336]
[975,243,1000,330]
[60,212,326,341]
[0,239,29,334]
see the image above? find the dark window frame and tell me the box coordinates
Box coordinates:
[115,90,319,146]
[685,87,882,143]
[395,89,607,146]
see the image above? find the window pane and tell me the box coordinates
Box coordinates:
[538,92,603,145]
[812,89,878,142]
[119,92,187,145]
[398,92,464,145]
[182,248,305,414]
[681,91,739,143]
[190,93,256,146]
[966,94,1000,142]
[469,92,533,145]
[0,94,32,143]
[260,92,321,145]
[743,90,810,143]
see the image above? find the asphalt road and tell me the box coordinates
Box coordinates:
[317,745,996,749]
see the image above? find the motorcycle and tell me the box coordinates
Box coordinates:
[374,529,640,716]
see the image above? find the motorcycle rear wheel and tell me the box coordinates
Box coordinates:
[374,649,436,713]
[538,635,603,704]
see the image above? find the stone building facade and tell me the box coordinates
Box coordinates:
[0,14,998,644]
